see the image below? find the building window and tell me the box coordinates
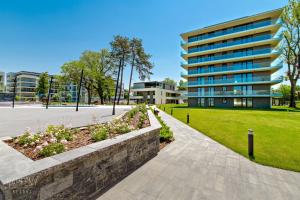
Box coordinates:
[234,98,252,107]
[208,98,214,107]
[222,98,227,104]
[198,98,205,107]
[234,98,242,107]
[242,98,247,107]
[247,98,253,108]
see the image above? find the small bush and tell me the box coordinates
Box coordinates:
[45,125,73,141]
[92,126,108,141]
[152,110,174,142]
[160,126,173,142]
[18,132,40,146]
[138,113,147,128]
[39,143,65,157]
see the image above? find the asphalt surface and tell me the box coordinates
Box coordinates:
[0,105,132,137]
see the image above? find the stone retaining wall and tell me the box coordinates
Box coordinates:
[0,110,161,200]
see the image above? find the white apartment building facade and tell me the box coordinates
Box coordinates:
[130,81,182,104]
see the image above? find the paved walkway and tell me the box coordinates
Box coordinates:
[97,110,300,200]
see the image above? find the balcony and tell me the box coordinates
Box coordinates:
[181,49,280,68]
[181,34,282,57]
[181,19,281,46]
[188,90,273,97]
[184,62,283,77]
[188,76,283,87]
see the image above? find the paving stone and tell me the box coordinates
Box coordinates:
[95,108,300,200]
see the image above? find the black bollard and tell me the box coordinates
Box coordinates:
[187,113,190,124]
[248,129,254,157]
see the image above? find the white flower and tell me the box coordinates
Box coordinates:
[61,139,68,144]
[30,142,35,146]
[25,127,32,132]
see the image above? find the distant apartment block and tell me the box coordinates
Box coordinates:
[6,71,81,102]
[181,9,283,108]
[0,71,4,92]
[6,71,40,101]
[130,81,182,104]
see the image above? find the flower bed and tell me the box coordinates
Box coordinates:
[0,109,161,200]
[151,107,174,149]
[5,105,149,160]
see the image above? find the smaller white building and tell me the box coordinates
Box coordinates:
[130,81,183,104]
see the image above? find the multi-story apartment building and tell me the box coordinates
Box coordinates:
[6,71,40,101]
[6,71,84,102]
[0,71,4,92]
[181,9,283,108]
[130,81,182,104]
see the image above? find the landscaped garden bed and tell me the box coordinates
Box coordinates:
[151,107,174,149]
[0,106,161,200]
[5,104,150,160]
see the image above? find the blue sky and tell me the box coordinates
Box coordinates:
[0,0,287,88]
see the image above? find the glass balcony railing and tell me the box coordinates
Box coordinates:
[187,48,278,65]
[185,19,280,44]
[188,76,283,86]
[185,61,283,75]
[188,90,272,97]
[186,34,276,54]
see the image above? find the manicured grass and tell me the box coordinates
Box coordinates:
[159,104,300,172]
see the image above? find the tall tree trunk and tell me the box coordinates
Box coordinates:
[289,78,296,108]
[99,85,104,105]
[87,89,92,105]
[127,55,135,105]
[117,64,124,104]
[112,60,122,115]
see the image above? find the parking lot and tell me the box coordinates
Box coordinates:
[0,105,131,137]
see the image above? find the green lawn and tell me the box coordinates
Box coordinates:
[159,104,300,172]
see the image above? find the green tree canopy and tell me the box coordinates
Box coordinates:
[36,72,49,100]
[280,0,300,107]
[163,78,177,87]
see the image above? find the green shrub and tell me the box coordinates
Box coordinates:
[160,126,173,142]
[45,125,73,141]
[18,132,40,146]
[152,109,173,142]
[138,112,147,128]
[138,104,147,114]
[39,143,65,157]
[92,126,108,141]
[116,123,131,134]
[128,107,138,118]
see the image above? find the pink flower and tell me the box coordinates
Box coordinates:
[49,138,57,143]
[42,141,49,147]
